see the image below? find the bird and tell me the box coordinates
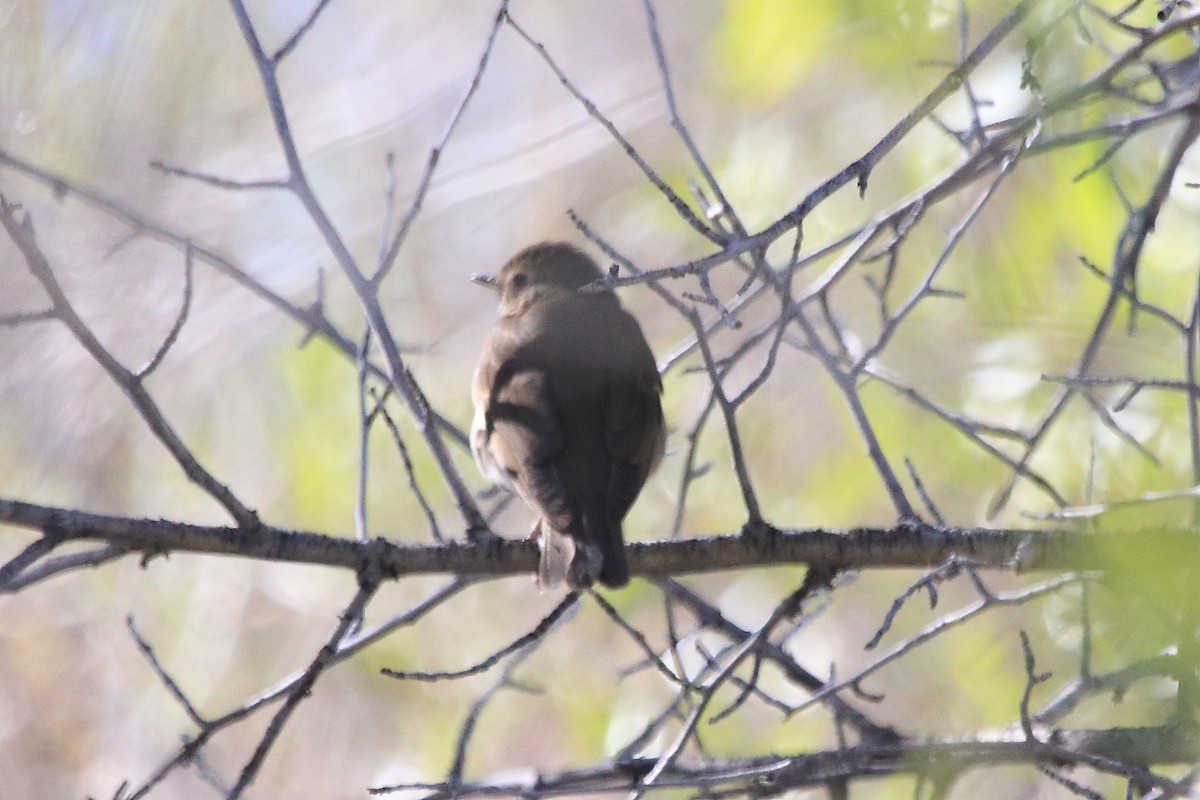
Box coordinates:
[471,241,665,589]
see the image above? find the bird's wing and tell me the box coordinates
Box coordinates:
[487,366,579,589]
[486,366,574,535]
[604,314,666,522]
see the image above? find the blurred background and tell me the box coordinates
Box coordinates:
[2,0,1199,797]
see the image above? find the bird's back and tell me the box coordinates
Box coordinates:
[473,251,664,587]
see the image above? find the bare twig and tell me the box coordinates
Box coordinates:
[369,387,443,542]
[787,574,1082,720]
[226,0,486,533]
[273,0,334,62]
[0,195,259,528]
[356,328,373,542]
[505,10,724,247]
[149,159,288,191]
[381,591,579,681]
[124,577,473,799]
[1018,630,1051,742]
[228,579,381,798]
[375,0,510,284]
[136,244,194,379]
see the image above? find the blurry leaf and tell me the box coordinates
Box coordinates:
[968,146,1123,328]
[953,619,1027,726]
[711,0,835,107]
[280,339,358,532]
[848,0,958,77]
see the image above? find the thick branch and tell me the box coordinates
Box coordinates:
[1,498,1192,588]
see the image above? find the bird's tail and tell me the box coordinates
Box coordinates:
[541,500,630,590]
[584,497,629,588]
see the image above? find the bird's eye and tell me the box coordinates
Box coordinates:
[510,273,528,291]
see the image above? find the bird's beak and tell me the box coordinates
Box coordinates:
[471,273,499,291]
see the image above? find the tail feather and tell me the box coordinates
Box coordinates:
[545,498,631,590]
[584,497,629,588]
[597,534,629,587]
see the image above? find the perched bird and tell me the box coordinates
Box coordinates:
[471,242,665,589]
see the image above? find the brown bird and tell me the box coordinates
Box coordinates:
[471,242,665,589]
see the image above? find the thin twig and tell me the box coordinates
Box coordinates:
[356,328,373,542]
[368,387,443,542]
[137,244,195,379]
[505,10,723,247]
[786,574,1082,720]
[375,0,510,284]
[273,0,334,62]
[149,159,288,191]
[381,591,579,681]
[228,579,381,798]
[0,195,259,528]
[226,0,486,532]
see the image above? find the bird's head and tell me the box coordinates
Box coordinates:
[474,242,607,315]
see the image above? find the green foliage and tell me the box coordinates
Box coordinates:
[711,0,836,107]
[279,339,359,532]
